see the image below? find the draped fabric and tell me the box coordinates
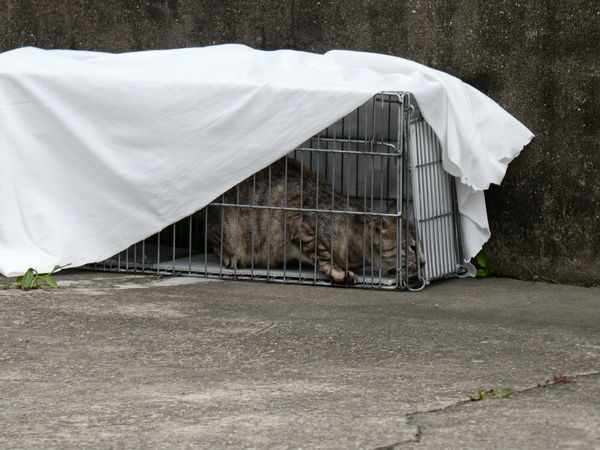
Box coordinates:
[0,45,533,276]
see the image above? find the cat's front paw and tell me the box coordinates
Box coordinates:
[344,270,358,285]
[329,267,358,285]
[222,255,238,269]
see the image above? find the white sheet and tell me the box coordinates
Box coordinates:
[0,44,533,277]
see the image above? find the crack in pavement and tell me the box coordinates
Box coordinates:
[375,371,600,449]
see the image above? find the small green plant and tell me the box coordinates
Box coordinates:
[1,264,69,290]
[469,387,513,401]
[473,251,498,277]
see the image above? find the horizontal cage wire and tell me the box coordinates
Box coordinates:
[87,93,466,290]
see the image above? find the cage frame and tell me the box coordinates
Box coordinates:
[87,91,468,291]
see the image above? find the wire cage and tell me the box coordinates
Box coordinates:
[88,92,467,290]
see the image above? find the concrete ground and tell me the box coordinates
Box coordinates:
[0,271,598,449]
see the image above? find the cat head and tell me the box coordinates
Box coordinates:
[364,202,426,276]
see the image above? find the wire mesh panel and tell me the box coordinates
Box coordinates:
[410,114,464,282]
[88,92,466,290]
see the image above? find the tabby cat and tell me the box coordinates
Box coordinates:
[207,157,424,284]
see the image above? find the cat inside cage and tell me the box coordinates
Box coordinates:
[91,92,464,290]
[207,153,425,287]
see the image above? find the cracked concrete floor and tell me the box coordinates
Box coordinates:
[0,271,599,449]
[401,372,600,449]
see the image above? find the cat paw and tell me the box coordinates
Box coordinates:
[222,255,237,269]
[345,270,358,285]
[329,268,358,285]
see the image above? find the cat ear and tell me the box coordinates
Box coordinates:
[381,216,394,230]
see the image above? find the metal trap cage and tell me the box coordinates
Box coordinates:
[88,92,467,290]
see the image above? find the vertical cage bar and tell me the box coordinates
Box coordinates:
[188,215,192,275]
[345,152,350,282]
[330,156,336,283]
[204,209,208,275]
[298,158,304,280]
[218,196,224,278]
[251,174,256,279]
[362,163,368,287]
[156,230,161,275]
[234,185,240,278]
[266,165,272,279]
[172,223,176,273]
[283,157,288,280]
[314,155,320,284]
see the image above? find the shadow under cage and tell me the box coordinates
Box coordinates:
[88,92,468,290]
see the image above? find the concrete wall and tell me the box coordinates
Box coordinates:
[1,1,598,284]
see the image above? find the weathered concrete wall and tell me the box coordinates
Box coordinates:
[1,1,598,284]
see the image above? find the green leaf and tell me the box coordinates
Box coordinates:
[475,252,489,268]
[1,284,10,290]
[40,275,58,288]
[20,269,36,290]
[476,268,488,277]
[488,265,499,274]
[469,387,513,401]
[469,388,486,401]
[49,264,70,275]
[494,388,513,398]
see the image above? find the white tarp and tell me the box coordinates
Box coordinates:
[0,44,533,277]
